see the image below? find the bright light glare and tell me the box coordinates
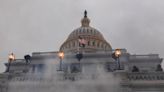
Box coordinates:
[58,52,64,59]
[115,49,121,57]
[8,53,15,61]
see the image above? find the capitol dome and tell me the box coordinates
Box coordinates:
[60,11,112,53]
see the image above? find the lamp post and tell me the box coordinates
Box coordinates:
[113,49,121,70]
[76,53,83,72]
[58,51,64,71]
[7,53,15,72]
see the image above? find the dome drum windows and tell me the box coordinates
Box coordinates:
[79,29,82,34]
[90,30,93,34]
[97,42,100,48]
[83,29,86,34]
[92,41,95,46]
[68,43,71,48]
[101,43,104,48]
[73,41,75,47]
[87,29,89,33]
[88,41,90,46]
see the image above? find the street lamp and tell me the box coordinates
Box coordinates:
[58,51,64,71]
[7,53,15,72]
[112,49,122,70]
[75,53,83,72]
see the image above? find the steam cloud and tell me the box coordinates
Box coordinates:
[8,58,121,92]
[0,0,164,71]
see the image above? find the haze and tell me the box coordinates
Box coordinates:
[0,0,164,72]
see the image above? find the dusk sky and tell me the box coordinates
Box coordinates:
[0,0,164,72]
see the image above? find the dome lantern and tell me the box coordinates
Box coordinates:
[81,10,90,27]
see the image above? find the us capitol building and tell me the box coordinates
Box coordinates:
[0,11,164,92]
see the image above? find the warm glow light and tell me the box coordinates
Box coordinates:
[58,51,64,59]
[8,53,15,61]
[115,49,121,57]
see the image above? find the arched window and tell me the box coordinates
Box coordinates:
[90,30,93,34]
[83,29,86,34]
[73,41,75,47]
[87,29,89,33]
[97,42,100,48]
[101,43,104,48]
[88,41,90,46]
[68,43,71,48]
[70,42,72,48]
[79,29,82,34]
[92,41,95,46]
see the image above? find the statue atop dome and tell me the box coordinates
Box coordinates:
[84,10,87,17]
[81,10,90,27]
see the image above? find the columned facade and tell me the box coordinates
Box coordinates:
[0,11,163,92]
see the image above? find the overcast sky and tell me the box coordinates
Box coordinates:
[0,0,164,72]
